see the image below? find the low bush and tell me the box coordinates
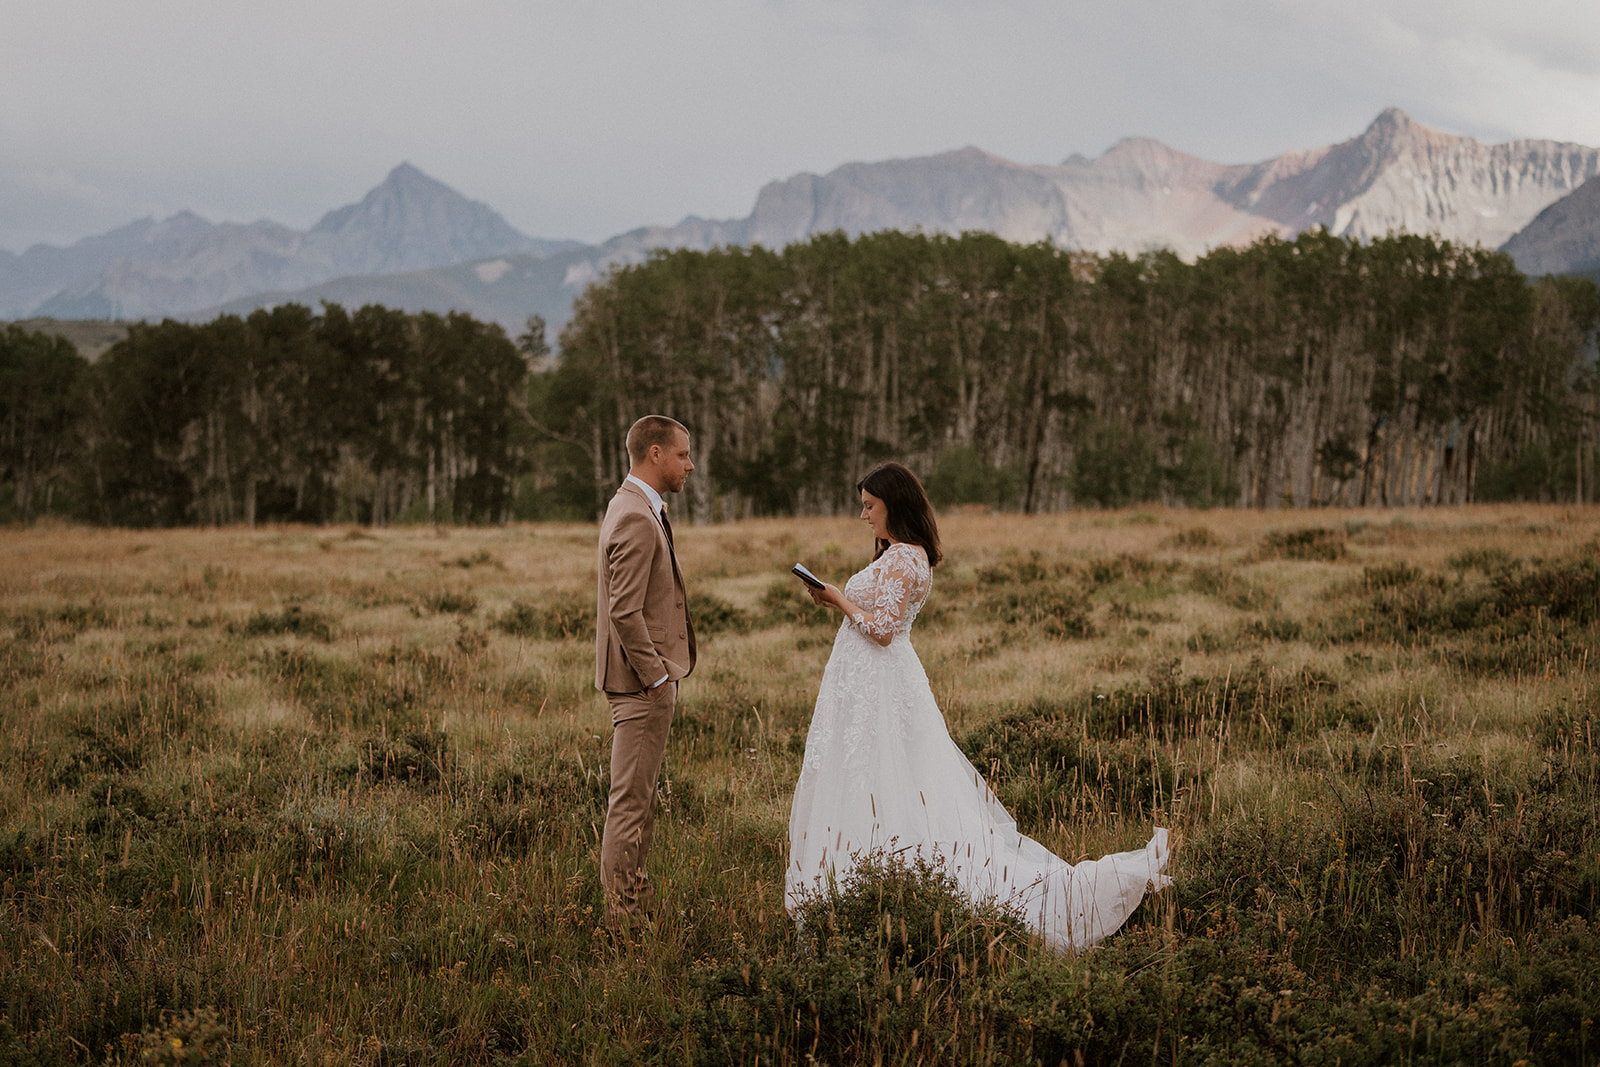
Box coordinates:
[690,852,1025,1066]
[982,583,1095,639]
[235,604,335,641]
[687,593,752,636]
[416,589,479,615]
[1190,564,1276,610]
[1260,525,1347,561]
[494,591,595,640]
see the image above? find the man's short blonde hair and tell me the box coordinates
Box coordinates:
[626,415,689,464]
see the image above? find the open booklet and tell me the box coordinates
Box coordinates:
[791,562,826,589]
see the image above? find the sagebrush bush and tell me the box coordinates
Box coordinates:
[1260,525,1347,561]
[690,853,1026,1066]
[494,591,595,639]
[235,604,335,641]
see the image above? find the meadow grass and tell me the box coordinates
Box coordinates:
[1,506,1597,1064]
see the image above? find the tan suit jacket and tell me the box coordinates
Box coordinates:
[595,481,696,693]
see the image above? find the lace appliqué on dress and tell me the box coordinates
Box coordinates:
[844,543,931,640]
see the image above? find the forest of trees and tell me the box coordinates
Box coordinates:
[0,306,535,526]
[2,229,1597,526]
[539,229,1600,522]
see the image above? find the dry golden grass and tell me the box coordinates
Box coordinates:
[1,504,1597,1064]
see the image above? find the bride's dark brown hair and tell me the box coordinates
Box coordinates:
[856,462,943,567]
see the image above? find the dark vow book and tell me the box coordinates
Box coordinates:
[791,563,825,589]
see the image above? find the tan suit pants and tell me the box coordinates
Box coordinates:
[600,681,676,919]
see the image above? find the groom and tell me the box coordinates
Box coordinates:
[594,415,697,924]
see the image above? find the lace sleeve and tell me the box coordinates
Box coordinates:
[848,545,931,639]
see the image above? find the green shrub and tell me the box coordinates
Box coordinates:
[957,703,1177,820]
[1260,525,1347,561]
[1072,422,1160,508]
[493,591,595,640]
[1167,525,1219,549]
[756,579,836,629]
[1363,561,1422,588]
[690,852,1024,1066]
[258,646,432,729]
[688,593,752,636]
[416,589,478,615]
[982,584,1094,638]
[925,444,1023,510]
[1324,551,1600,676]
[109,1006,230,1066]
[1241,614,1304,642]
[235,604,335,641]
[1190,564,1276,610]
[4,602,116,642]
[1493,555,1600,623]
[976,553,1054,586]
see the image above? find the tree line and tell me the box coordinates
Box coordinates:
[2,229,1597,526]
[0,305,536,526]
[541,229,1600,521]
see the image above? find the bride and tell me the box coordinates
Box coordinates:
[786,462,1170,951]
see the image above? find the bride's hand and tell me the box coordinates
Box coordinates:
[806,582,839,609]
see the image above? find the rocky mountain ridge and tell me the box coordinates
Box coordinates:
[5,109,1598,334]
[1501,174,1600,279]
[705,108,1600,257]
[0,164,581,320]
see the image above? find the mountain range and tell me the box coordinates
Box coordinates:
[3,109,1598,339]
[0,164,581,322]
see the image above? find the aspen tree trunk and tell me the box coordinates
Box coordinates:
[426,444,436,524]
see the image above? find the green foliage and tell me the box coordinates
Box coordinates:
[1260,525,1348,561]
[415,589,479,615]
[756,579,837,630]
[1072,420,1160,508]
[234,604,336,641]
[64,304,531,527]
[958,703,1176,820]
[1190,564,1277,610]
[1325,549,1600,674]
[255,644,454,729]
[1167,524,1219,548]
[10,231,1600,525]
[493,591,595,640]
[924,445,1023,510]
[0,325,86,521]
[687,592,752,636]
[982,582,1095,638]
[108,1007,230,1066]
[538,230,1600,518]
[1166,433,1238,508]
[690,853,1025,1066]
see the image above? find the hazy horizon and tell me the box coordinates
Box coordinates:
[4,0,1599,253]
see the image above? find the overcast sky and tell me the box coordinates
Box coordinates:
[3,0,1599,253]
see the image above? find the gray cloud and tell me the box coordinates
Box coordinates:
[2,0,1598,252]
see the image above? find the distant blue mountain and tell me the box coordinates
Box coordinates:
[4,164,581,320]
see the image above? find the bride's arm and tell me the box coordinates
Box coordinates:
[806,584,894,647]
[806,553,919,647]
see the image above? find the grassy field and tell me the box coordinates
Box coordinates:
[1,506,1597,1065]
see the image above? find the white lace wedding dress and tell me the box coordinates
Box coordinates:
[785,542,1171,951]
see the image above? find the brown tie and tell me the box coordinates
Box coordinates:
[659,506,676,552]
